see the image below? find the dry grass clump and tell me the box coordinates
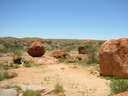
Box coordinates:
[0,70,17,81]
[23,63,33,67]
[54,83,64,94]
[105,77,128,95]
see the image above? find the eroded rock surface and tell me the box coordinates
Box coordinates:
[99,38,128,78]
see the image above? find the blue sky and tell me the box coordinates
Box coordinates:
[0,0,128,39]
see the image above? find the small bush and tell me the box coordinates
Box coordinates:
[54,83,64,93]
[110,79,128,94]
[23,90,41,96]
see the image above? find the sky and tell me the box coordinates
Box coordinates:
[0,0,128,40]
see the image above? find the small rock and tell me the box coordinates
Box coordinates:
[0,89,18,96]
[60,67,65,70]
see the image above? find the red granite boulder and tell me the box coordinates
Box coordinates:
[27,41,45,57]
[99,38,128,78]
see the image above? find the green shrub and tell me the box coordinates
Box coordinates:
[23,90,41,96]
[54,83,64,93]
[110,78,128,94]
[80,43,99,64]
[2,44,24,54]
[9,64,19,69]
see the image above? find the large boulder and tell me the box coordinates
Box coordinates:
[27,41,45,57]
[99,38,128,78]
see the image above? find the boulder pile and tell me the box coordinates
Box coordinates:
[51,49,68,58]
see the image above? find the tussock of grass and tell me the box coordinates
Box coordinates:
[23,90,41,96]
[54,83,64,93]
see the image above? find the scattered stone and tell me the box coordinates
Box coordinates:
[99,38,128,78]
[0,89,18,96]
[60,67,65,70]
[89,70,100,77]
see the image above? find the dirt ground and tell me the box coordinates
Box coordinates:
[0,63,110,96]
